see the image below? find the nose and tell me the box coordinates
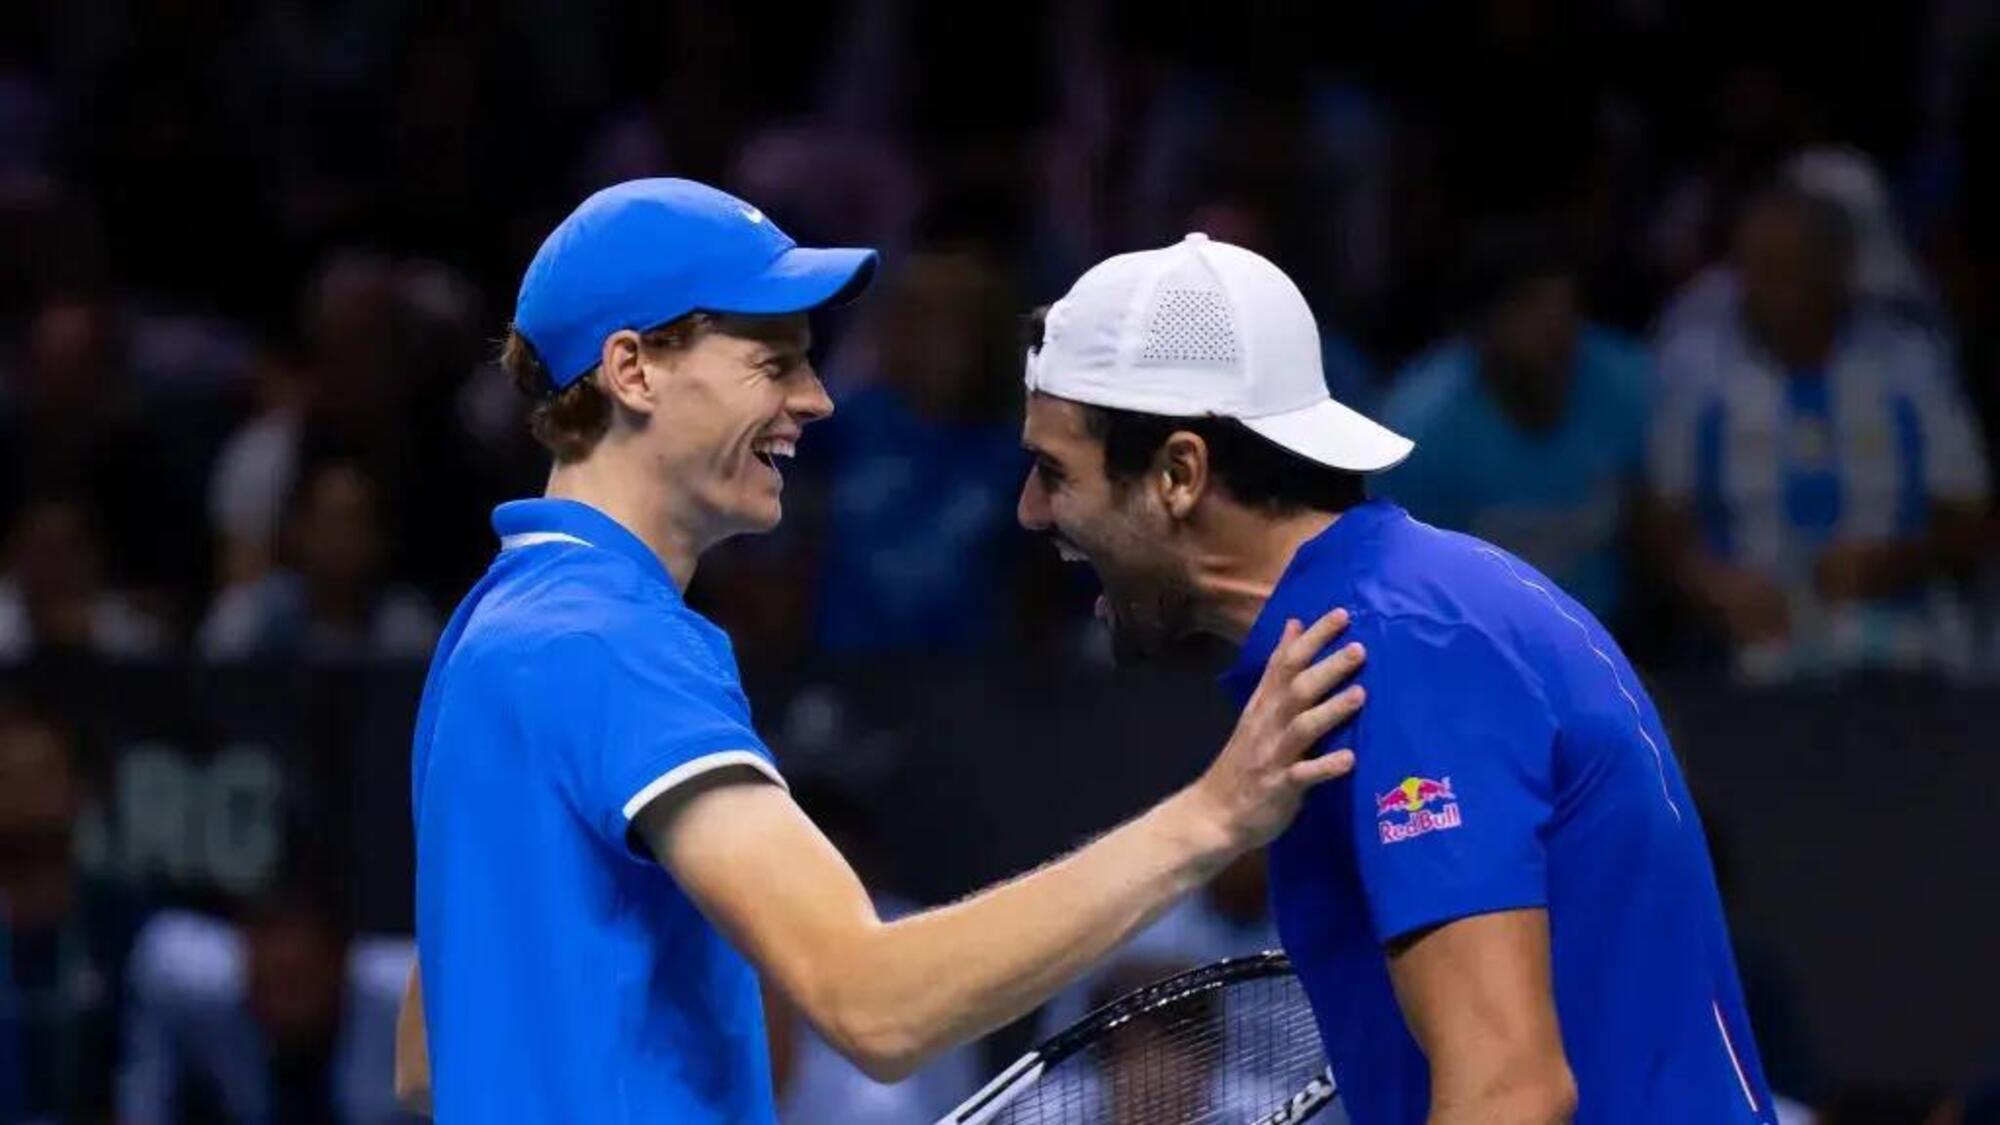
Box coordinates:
[1017,469,1051,531]
[789,366,834,425]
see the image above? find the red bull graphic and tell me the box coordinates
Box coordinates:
[1375,775,1462,844]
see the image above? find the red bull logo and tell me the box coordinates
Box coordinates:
[1375,775,1463,844]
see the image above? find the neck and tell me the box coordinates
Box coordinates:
[1187,506,1343,644]
[545,443,705,591]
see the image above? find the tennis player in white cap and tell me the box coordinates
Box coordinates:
[1018,234,1773,1124]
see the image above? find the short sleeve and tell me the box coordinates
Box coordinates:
[534,623,783,855]
[1347,617,1558,944]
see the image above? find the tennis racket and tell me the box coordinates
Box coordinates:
[936,951,1339,1125]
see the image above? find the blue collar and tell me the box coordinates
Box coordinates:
[1222,499,1403,696]
[491,498,678,590]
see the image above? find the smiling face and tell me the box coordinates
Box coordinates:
[623,314,831,540]
[1016,393,1201,665]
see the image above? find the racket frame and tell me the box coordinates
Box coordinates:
[934,951,1340,1125]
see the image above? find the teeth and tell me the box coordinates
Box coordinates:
[1056,542,1087,562]
[754,438,796,460]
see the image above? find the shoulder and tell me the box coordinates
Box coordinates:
[1578,326,1651,392]
[463,547,690,659]
[1353,604,1555,726]
[1850,307,1957,391]
[527,587,749,718]
[1653,306,1749,396]
[1351,520,1566,650]
[441,559,740,719]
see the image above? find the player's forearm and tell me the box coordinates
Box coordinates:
[660,613,1361,1082]
[1427,1071,1577,1125]
[818,786,1237,1080]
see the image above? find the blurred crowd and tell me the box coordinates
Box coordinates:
[2,1,1999,684]
[4,0,2000,1122]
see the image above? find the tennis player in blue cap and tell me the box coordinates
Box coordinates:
[394,179,1368,1122]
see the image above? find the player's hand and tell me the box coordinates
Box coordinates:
[1190,608,1366,852]
[1700,565,1791,643]
[1814,541,1885,602]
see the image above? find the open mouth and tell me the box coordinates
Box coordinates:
[1053,538,1088,564]
[751,435,797,473]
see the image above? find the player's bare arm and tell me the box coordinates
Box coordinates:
[644,608,1365,1082]
[1388,908,1577,1125]
[394,965,431,1114]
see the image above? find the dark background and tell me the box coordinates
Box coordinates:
[2,1,1998,1122]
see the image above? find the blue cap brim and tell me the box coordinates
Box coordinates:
[697,247,879,316]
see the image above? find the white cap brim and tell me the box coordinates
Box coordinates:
[1239,397,1415,473]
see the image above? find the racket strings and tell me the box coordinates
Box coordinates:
[987,973,1326,1124]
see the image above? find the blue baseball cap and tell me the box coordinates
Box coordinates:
[513,178,879,390]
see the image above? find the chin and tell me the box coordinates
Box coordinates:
[746,501,783,533]
[718,497,784,539]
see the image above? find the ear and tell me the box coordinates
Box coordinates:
[597,329,657,416]
[1155,430,1211,519]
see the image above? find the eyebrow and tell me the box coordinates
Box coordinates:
[755,340,811,366]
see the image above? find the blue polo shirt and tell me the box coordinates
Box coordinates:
[411,498,784,1123]
[1224,500,1774,1125]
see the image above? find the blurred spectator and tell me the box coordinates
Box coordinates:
[1647,184,1990,679]
[0,697,136,1124]
[0,496,169,660]
[199,459,438,662]
[203,253,489,605]
[1786,148,1946,330]
[207,339,310,589]
[119,887,415,1125]
[0,295,203,612]
[1378,227,1652,627]
[812,244,1029,654]
[1656,148,1946,352]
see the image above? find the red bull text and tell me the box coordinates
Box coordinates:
[1375,775,1463,844]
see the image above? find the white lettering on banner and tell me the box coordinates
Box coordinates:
[203,746,282,894]
[109,743,282,893]
[119,743,195,881]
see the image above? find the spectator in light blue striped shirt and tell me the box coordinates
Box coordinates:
[1645,184,1989,680]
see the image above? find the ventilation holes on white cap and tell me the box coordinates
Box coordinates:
[1138,288,1240,365]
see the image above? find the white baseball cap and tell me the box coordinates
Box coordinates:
[1025,233,1413,473]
